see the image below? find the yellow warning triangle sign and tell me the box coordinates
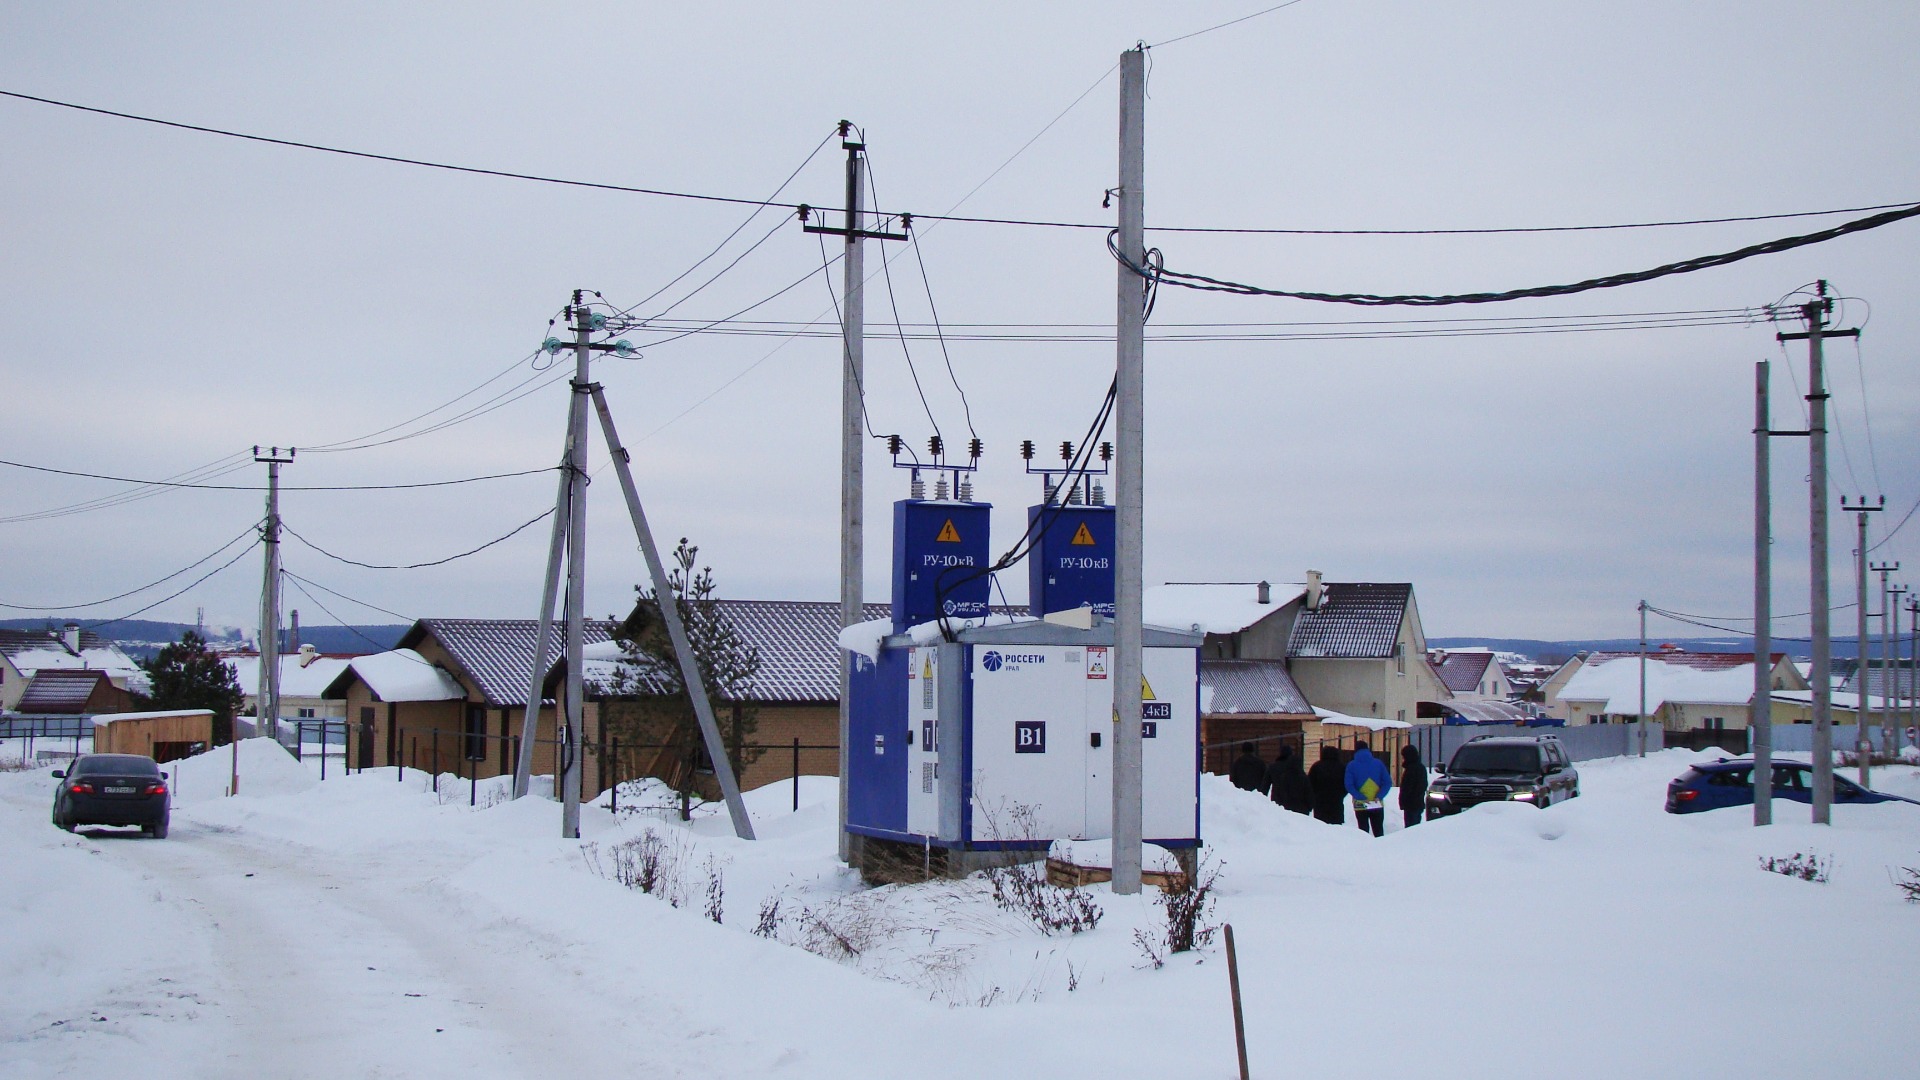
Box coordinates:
[935,519,962,543]
[1070,522,1096,546]
[922,654,934,679]
[1142,675,1157,700]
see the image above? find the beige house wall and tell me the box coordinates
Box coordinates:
[1289,600,1447,723]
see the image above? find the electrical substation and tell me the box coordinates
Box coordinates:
[845,441,1200,879]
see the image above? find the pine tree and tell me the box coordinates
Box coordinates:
[603,539,762,799]
[139,630,246,745]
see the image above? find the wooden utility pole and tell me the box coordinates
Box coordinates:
[1753,361,1773,825]
[252,445,294,790]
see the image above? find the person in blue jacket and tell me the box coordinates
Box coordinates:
[1344,741,1393,838]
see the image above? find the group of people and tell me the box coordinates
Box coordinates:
[1229,739,1429,838]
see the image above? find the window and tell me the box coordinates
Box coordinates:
[1396,709,1406,722]
[1706,768,1752,787]
[1703,716,1725,731]
[1396,643,1406,675]
[464,704,487,761]
[297,707,316,718]
[1773,766,1808,791]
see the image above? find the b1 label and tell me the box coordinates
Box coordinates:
[1014,720,1047,754]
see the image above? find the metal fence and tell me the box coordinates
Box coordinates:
[0,716,92,763]
[1767,723,1918,755]
[1407,722,1666,766]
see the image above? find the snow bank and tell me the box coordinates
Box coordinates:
[167,737,317,803]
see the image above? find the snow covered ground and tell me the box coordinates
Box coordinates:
[3,742,1917,1078]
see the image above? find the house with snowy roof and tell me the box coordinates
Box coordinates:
[323,603,892,796]
[0,625,147,714]
[1428,648,1512,701]
[1145,572,1452,766]
[1548,649,1807,731]
[226,644,355,724]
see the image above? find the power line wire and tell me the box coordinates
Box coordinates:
[279,571,425,658]
[0,522,261,610]
[281,507,553,570]
[78,539,262,631]
[8,88,1910,239]
[1117,202,1920,305]
[281,569,414,623]
[0,453,257,524]
[0,458,554,491]
[1150,0,1310,48]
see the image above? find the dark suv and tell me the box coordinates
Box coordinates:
[1426,735,1579,816]
[51,754,171,837]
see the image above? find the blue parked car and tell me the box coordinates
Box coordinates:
[1666,758,1920,814]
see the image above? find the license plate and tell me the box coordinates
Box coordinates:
[105,786,136,794]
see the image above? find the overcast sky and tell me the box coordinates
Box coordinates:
[3,1,1917,646]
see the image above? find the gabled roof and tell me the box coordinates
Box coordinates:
[584,600,893,704]
[1559,655,1764,712]
[16,669,114,713]
[1287,583,1411,659]
[1143,583,1302,635]
[1582,649,1785,672]
[0,627,103,657]
[1200,659,1313,716]
[1430,650,1496,692]
[403,618,622,707]
[326,649,467,703]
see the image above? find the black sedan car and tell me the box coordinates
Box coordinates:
[52,753,170,837]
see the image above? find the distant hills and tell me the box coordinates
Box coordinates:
[1429,636,1849,663]
[0,618,409,660]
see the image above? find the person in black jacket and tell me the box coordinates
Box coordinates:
[1399,744,1429,828]
[1306,744,1346,825]
[1228,742,1268,793]
[1265,743,1312,815]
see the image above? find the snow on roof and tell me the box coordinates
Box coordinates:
[1559,656,1760,712]
[226,654,354,699]
[1429,650,1495,692]
[7,644,146,688]
[1314,707,1411,731]
[1142,583,1301,635]
[92,708,213,727]
[337,650,466,702]
[1200,659,1313,715]
[1288,583,1411,659]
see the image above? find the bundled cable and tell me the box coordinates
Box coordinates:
[1113,202,1920,306]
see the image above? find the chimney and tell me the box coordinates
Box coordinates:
[1256,580,1271,605]
[62,623,81,655]
[289,610,301,653]
[1305,569,1324,612]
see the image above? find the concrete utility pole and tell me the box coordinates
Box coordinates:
[560,297,593,838]
[1873,566,1901,769]
[1778,284,1857,824]
[1637,600,1649,757]
[1752,361,1773,825]
[253,445,294,756]
[1886,581,1907,761]
[1909,597,1919,756]
[796,123,906,864]
[1111,44,1147,895]
[838,131,864,867]
[1842,498,1882,788]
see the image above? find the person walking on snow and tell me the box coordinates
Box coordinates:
[1229,742,1269,793]
[1398,744,1429,829]
[1345,741,1392,837]
[1307,744,1347,825]
[1265,743,1313,815]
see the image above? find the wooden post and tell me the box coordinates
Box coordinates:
[609,736,620,813]
[1224,923,1250,1080]
[793,736,801,812]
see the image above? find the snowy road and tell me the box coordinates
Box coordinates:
[7,741,1920,1079]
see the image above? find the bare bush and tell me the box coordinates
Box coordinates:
[977,803,1102,935]
[702,854,726,924]
[582,828,693,908]
[1134,853,1221,969]
[752,891,785,938]
[1896,860,1920,903]
[1759,851,1831,883]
